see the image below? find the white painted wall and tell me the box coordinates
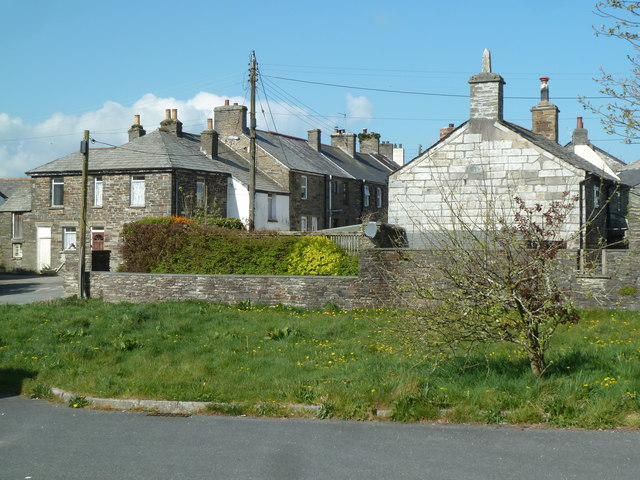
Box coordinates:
[389,120,584,247]
[226,177,289,230]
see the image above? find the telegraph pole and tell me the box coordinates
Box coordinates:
[78,130,89,297]
[248,50,257,231]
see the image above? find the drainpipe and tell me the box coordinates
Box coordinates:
[579,178,587,271]
[328,175,333,229]
[361,179,366,219]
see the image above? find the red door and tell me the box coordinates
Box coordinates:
[92,231,105,250]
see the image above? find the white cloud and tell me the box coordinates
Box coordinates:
[346,93,374,122]
[0,93,312,178]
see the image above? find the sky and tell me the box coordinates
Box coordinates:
[1,0,638,178]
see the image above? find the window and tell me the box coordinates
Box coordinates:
[94,176,103,207]
[51,178,64,206]
[131,176,145,206]
[311,216,318,231]
[593,185,601,208]
[63,227,77,250]
[300,216,308,232]
[12,213,23,239]
[268,193,277,221]
[363,185,370,207]
[301,175,308,200]
[376,187,382,209]
[343,183,349,204]
[12,243,23,259]
[196,178,205,208]
[332,180,339,195]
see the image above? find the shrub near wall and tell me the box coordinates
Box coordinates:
[120,217,357,276]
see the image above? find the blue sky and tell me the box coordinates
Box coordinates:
[0,0,637,178]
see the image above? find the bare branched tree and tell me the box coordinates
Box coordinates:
[582,1,640,141]
[390,187,580,377]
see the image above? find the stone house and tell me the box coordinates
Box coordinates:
[214,100,398,231]
[388,50,624,251]
[0,110,286,272]
[0,179,32,271]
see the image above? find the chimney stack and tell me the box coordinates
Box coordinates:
[469,49,505,121]
[531,76,559,142]
[308,129,321,151]
[392,144,405,166]
[379,141,393,159]
[201,118,219,157]
[358,128,381,154]
[214,100,247,138]
[331,129,356,157]
[128,114,146,141]
[440,123,455,139]
[160,108,183,136]
[572,117,589,145]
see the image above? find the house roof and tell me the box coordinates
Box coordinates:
[0,181,31,212]
[0,178,30,201]
[26,130,287,194]
[255,131,394,184]
[617,159,640,187]
[565,140,627,169]
[501,121,619,182]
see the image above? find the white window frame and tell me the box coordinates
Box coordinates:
[12,243,23,259]
[94,176,103,207]
[12,213,23,239]
[131,175,145,207]
[63,227,77,250]
[376,187,382,209]
[51,178,64,206]
[268,193,277,221]
[301,175,308,200]
[311,216,318,231]
[363,185,370,207]
[196,178,206,208]
[300,216,308,232]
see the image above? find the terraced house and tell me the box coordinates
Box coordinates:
[0,103,398,273]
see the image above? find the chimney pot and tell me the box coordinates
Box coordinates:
[165,109,171,119]
[577,117,584,129]
[362,128,367,133]
[134,114,140,126]
[171,109,178,120]
[207,118,213,130]
[224,99,230,106]
[531,76,559,142]
[233,103,238,106]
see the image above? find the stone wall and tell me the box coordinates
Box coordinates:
[67,245,640,310]
[389,119,586,248]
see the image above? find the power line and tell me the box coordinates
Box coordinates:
[262,74,610,100]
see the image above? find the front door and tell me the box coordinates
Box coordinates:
[37,226,51,272]
[92,230,105,250]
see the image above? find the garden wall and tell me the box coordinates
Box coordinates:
[62,247,640,310]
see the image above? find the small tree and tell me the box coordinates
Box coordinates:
[582,1,640,141]
[394,193,580,377]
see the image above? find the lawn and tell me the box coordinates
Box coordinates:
[1,298,639,428]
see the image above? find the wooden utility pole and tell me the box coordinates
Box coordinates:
[248,50,257,231]
[78,130,89,297]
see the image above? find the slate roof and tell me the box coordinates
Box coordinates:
[26,130,286,194]
[618,159,640,187]
[0,178,30,201]
[0,181,31,212]
[565,140,627,169]
[255,131,394,184]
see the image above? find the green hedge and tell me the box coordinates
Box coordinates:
[120,217,358,276]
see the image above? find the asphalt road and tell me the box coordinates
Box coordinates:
[0,274,64,304]
[1,394,639,480]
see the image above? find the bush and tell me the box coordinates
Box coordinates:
[286,236,358,276]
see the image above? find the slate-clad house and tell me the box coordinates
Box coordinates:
[389,50,624,250]
[214,100,397,231]
[1,110,287,272]
[0,179,32,270]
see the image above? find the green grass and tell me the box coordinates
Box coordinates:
[1,298,639,428]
